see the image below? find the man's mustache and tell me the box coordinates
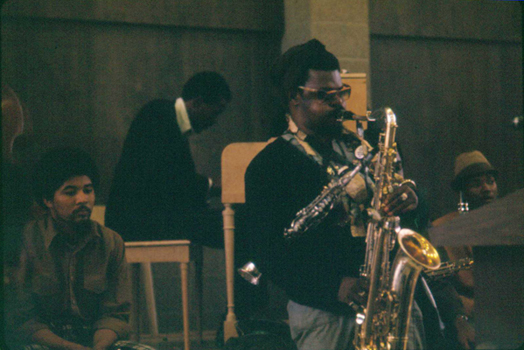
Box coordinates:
[331,109,345,118]
[73,206,92,215]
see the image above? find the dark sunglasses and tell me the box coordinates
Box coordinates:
[298,84,352,103]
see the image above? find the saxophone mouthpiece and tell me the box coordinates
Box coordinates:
[336,110,356,122]
[337,110,376,122]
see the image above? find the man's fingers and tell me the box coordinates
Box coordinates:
[383,187,418,215]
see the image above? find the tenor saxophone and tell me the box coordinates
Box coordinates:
[354,108,441,350]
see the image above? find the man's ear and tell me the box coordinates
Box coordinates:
[43,198,53,209]
[191,96,204,108]
[186,97,204,118]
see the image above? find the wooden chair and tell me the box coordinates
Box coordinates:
[125,240,203,350]
[221,142,271,342]
[91,205,202,350]
[91,206,160,337]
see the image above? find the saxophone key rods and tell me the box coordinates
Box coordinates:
[354,108,441,350]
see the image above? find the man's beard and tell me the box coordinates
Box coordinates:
[73,218,92,229]
[53,212,92,240]
[317,110,344,139]
[69,206,93,230]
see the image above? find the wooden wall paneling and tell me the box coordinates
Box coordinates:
[369,0,522,221]
[369,0,522,42]
[1,0,284,33]
[1,18,97,152]
[370,36,523,220]
[1,6,283,204]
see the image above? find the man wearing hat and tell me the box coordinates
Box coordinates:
[433,150,499,229]
[451,150,499,211]
[434,150,499,295]
[432,150,498,348]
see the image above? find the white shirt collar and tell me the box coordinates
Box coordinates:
[175,98,193,134]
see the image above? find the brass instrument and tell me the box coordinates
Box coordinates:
[284,160,367,241]
[424,257,474,280]
[282,107,441,349]
[284,110,375,242]
[354,108,441,350]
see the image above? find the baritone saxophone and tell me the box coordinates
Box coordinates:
[354,108,441,350]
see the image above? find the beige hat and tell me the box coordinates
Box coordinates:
[451,150,497,191]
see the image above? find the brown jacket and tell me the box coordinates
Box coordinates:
[12,216,131,342]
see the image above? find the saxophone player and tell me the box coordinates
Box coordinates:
[245,39,423,350]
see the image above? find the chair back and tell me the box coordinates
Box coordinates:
[221,142,270,204]
[341,72,368,134]
[220,141,272,342]
[92,205,106,226]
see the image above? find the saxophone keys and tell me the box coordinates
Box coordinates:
[354,145,368,160]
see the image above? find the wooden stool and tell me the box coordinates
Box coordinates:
[91,206,203,350]
[92,206,162,337]
[125,240,203,350]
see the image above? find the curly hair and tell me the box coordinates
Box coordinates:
[31,147,99,207]
[270,39,340,111]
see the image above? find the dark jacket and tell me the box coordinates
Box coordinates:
[105,99,214,242]
[244,136,366,314]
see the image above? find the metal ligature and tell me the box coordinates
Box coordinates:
[354,108,441,350]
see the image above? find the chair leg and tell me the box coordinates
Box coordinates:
[194,245,204,344]
[140,262,159,336]
[180,263,190,350]
[223,204,238,342]
[130,264,141,341]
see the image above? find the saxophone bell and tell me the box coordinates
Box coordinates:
[387,229,441,350]
[397,229,441,271]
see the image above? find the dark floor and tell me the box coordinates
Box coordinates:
[139,333,222,350]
